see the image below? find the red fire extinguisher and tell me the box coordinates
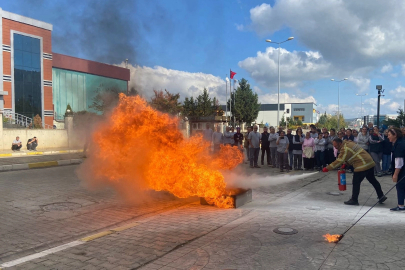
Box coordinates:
[338,167,347,191]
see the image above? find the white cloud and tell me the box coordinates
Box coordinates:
[119,63,228,103]
[389,102,401,110]
[391,73,398,77]
[243,1,405,72]
[238,47,330,88]
[348,76,370,93]
[258,92,316,104]
[389,85,405,98]
[381,64,393,73]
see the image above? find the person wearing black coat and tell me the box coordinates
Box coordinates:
[388,128,405,211]
[369,126,384,177]
[286,129,294,170]
[261,127,271,166]
[382,129,392,175]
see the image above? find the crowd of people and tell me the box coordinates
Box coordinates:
[203,122,405,212]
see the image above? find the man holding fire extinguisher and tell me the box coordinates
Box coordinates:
[322,138,387,205]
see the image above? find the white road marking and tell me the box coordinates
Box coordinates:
[0,240,84,268]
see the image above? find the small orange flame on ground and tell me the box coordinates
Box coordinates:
[323,234,340,243]
[81,94,243,208]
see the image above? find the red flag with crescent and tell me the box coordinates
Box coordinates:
[230,70,236,79]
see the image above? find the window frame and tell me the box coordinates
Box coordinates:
[11,31,44,122]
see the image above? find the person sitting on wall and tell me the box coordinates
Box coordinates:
[12,136,22,151]
[27,137,38,151]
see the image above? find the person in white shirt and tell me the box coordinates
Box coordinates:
[212,126,223,153]
[223,126,234,146]
[248,125,262,168]
[314,133,326,169]
[12,136,22,151]
[202,124,213,143]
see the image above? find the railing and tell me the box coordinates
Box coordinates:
[3,111,54,129]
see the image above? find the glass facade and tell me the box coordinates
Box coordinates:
[52,68,127,120]
[13,33,42,118]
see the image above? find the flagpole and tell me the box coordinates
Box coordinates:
[233,79,235,127]
[225,75,228,126]
[229,69,232,127]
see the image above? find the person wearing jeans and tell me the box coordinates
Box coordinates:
[292,129,304,170]
[276,131,289,172]
[369,126,384,177]
[286,129,294,170]
[314,133,326,169]
[244,127,252,163]
[382,129,392,175]
[322,138,387,206]
[248,125,261,168]
[260,127,271,166]
[269,126,279,168]
[388,127,405,211]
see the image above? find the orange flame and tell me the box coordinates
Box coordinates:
[323,234,340,243]
[79,94,243,208]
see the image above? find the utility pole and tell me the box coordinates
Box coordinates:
[376,85,384,128]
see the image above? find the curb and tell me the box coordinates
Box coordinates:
[0,159,83,172]
[0,149,83,158]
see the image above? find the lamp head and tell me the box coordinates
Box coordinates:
[344,78,348,80]
[331,79,335,81]
[265,39,272,42]
[288,37,294,40]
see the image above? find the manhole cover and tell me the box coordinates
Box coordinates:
[273,227,298,235]
[327,192,342,196]
[306,206,324,211]
[41,202,82,211]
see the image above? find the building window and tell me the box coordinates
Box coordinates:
[14,33,41,119]
[286,109,290,113]
[293,108,305,111]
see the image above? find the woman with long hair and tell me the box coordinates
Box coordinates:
[387,127,405,211]
[302,132,315,171]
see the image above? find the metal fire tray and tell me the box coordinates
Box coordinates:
[200,188,252,208]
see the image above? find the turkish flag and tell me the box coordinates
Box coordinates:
[230,70,237,79]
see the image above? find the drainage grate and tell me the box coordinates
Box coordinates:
[327,192,343,196]
[41,202,82,211]
[273,227,298,235]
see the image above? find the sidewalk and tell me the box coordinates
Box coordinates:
[0,148,83,158]
[0,151,84,170]
[2,167,402,269]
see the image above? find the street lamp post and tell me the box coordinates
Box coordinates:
[265,37,294,128]
[356,93,368,126]
[331,78,348,129]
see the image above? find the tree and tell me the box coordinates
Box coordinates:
[182,89,223,118]
[296,119,303,126]
[183,97,197,117]
[33,114,42,129]
[279,114,286,127]
[229,78,260,125]
[150,89,183,115]
[318,112,328,126]
[196,88,214,116]
[90,87,123,114]
[383,108,405,127]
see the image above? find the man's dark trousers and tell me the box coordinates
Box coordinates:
[261,146,271,165]
[352,167,384,202]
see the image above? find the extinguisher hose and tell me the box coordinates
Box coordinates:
[340,174,405,237]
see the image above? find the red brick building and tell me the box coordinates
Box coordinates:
[0,8,130,127]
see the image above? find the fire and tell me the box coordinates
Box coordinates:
[79,94,243,208]
[323,234,341,243]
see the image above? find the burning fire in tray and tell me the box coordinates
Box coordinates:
[323,234,343,243]
[78,94,244,208]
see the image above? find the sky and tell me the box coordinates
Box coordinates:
[2,0,405,119]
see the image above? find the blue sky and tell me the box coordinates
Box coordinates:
[3,0,405,118]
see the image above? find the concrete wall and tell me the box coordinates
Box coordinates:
[1,128,68,150]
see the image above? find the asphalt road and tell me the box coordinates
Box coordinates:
[1,164,404,269]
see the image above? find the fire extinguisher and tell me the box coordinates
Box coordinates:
[338,167,347,191]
